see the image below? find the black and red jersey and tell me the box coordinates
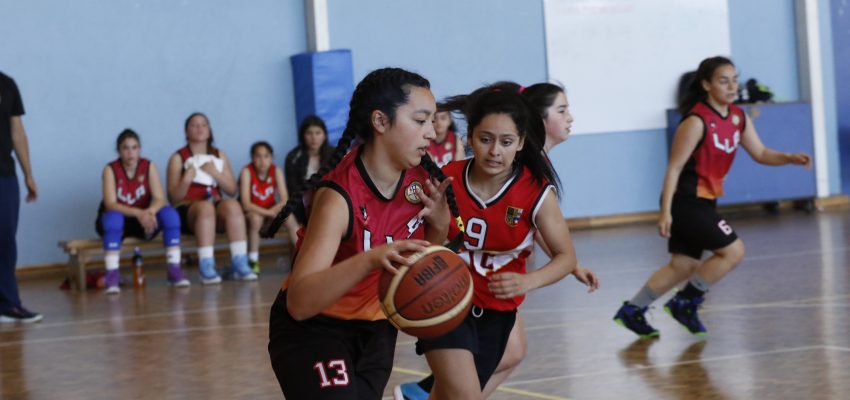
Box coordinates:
[176,145,221,202]
[247,164,276,209]
[109,158,152,208]
[444,159,553,311]
[428,130,459,168]
[290,145,430,321]
[677,101,747,199]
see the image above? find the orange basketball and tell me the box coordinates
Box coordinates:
[379,245,473,338]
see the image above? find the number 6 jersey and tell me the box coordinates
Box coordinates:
[443,159,554,311]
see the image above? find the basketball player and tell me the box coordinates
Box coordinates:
[266,68,459,399]
[428,107,465,167]
[166,112,256,284]
[407,83,579,400]
[238,141,297,273]
[614,56,811,338]
[96,129,188,293]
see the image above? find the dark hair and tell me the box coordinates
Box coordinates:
[263,68,464,249]
[116,128,140,151]
[441,82,561,194]
[288,115,333,190]
[184,112,215,147]
[250,141,273,156]
[522,83,565,119]
[678,56,735,115]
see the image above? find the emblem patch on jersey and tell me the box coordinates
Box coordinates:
[444,142,452,150]
[138,174,145,183]
[732,114,740,125]
[405,181,423,204]
[505,206,523,226]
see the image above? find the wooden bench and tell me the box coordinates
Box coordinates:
[58,235,290,292]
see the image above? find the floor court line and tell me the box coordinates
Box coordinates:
[0,321,269,347]
[504,345,826,386]
[390,366,572,400]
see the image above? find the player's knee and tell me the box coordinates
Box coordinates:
[721,239,745,266]
[192,201,216,218]
[500,337,527,370]
[100,211,124,250]
[157,206,180,230]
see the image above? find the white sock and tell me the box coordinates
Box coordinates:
[105,251,120,271]
[230,240,247,257]
[198,246,214,260]
[249,251,259,262]
[166,246,181,265]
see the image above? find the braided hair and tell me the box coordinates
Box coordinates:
[262,68,465,250]
[440,82,561,195]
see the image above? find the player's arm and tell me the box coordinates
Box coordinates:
[454,136,466,161]
[206,152,238,196]
[286,187,429,320]
[239,168,272,217]
[740,114,811,167]
[658,116,704,237]
[166,153,192,203]
[146,161,167,213]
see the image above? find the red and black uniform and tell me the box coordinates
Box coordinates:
[110,158,152,208]
[417,159,553,389]
[428,130,459,168]
[269,145,430,399]
[670,101,744,258]
[247,164,276,209]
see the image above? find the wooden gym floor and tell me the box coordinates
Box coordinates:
[3,208,850,399]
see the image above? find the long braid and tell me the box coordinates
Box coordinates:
[419,154,465,252]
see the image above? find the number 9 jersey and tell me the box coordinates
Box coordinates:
[443,159,554,311]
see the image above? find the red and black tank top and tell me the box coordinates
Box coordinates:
[109,158,152,208]
[248,164,277,209]
[676,101,747,200]
[177,145,221,202]
[444,159,553,311]
[286,144,430,321]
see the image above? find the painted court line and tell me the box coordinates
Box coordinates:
[391,367,571,400]
[505,345,825,385]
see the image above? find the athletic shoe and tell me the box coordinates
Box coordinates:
[664,294,707,336]
[199,258,222,285]
[0,306,43,323]
[393,382,429,400]
[231,255,258,281]
[614,301,660,338]
[249,260,260,274]
[167,264,191,287]
[104,269,121,294]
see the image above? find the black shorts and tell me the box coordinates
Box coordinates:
[415,305,516,390]
[668,195,738,259]
[94,211,157,241]
[268,291,397,400]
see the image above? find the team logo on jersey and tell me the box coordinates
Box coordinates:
[732,114,741,125]
[505,206,523,226]
[138,174,145,183]
[444,142,453,150]
[405,181,423,204]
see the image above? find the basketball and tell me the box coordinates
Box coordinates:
[379,245,473,338]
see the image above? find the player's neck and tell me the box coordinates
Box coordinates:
[360,145,402,197]
[434,131,448,144]
[188,142,208,154]
[468,163,513,200]
[705,97,730,116]
[122,160,139,177]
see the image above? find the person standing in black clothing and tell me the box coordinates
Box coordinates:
[0,71,41,323]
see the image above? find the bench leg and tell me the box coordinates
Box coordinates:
[68,254,87,292]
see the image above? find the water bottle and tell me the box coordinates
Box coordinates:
[132,247,145,289]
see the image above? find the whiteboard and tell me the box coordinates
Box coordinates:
[543,0,730,135]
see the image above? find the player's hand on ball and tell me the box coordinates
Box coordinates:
[371,239,430,274]
[488,272,532,299]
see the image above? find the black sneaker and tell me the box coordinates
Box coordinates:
[0,306,43,323]
[664,294,706,336]
[614,301,659,338]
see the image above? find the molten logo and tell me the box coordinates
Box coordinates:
[420,276,467,315]
[413,256,449,286]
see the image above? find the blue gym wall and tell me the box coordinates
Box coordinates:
[832,0,850,194]
[0,0,842,266]
[0,0,306,266]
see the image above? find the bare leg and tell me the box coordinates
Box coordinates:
[188,202,216,247]
[695,239,745,283]
[481,313,527,397]
[217,199,247,242]
[645,254,702,295]
[425,349,482,400]
[246,212,264,254]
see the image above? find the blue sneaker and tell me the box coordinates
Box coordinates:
[199,258,222,285]
[664,294,707,336]
[614,301,660,338]
[393,382,429,400]
[230,255,258,281]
